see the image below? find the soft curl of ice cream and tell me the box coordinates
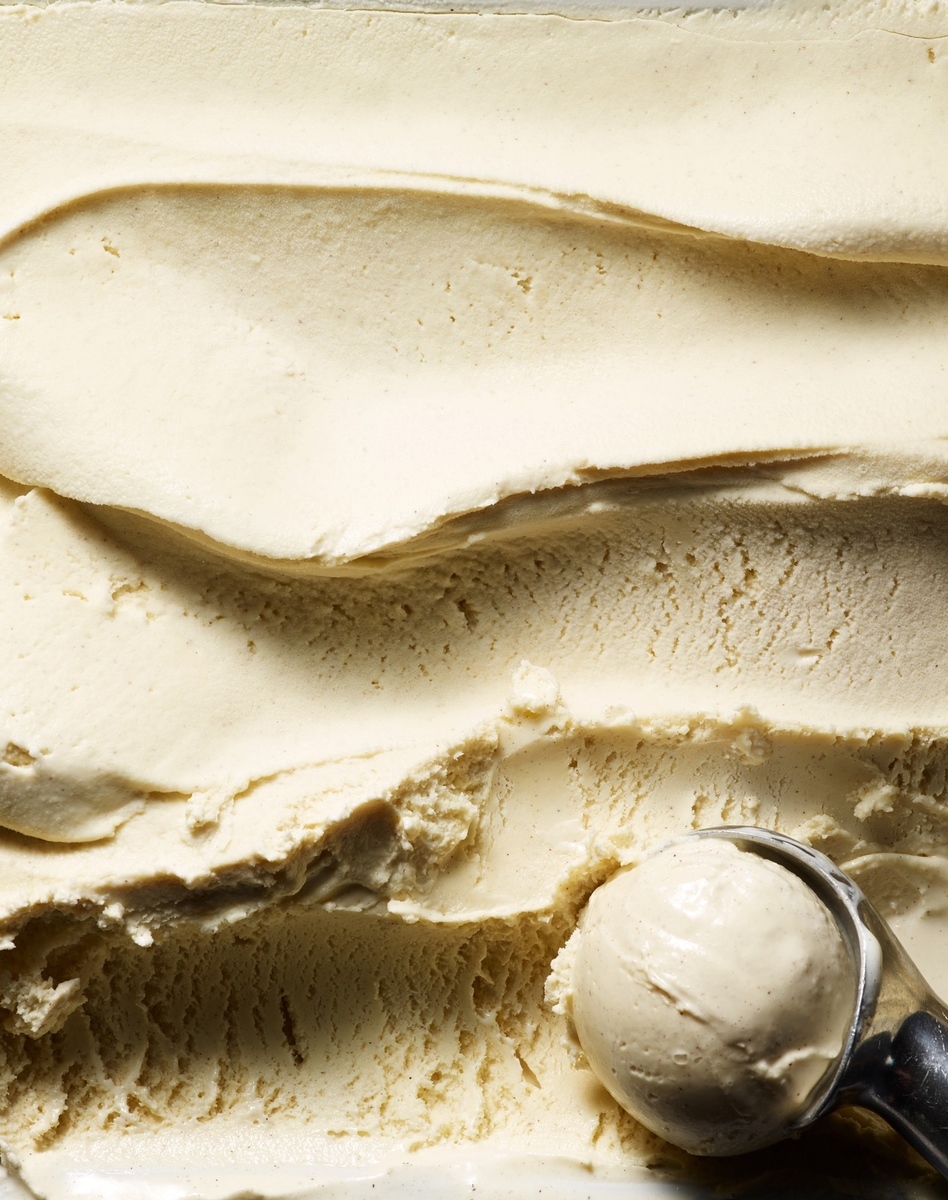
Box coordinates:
[554,840,857,1156]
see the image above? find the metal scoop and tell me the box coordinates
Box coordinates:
[692,826,948,1179]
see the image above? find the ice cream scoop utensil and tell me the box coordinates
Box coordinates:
[694,827,948,1179]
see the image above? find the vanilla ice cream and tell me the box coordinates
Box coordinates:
[0,0,947,1197]
[557,839,857,1157]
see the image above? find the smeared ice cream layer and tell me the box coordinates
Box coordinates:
[5,185,948,565]
[1,1,948,1197]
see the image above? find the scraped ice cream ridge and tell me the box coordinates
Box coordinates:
[2,0,948,1196]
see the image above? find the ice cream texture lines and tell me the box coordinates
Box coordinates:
[1,1,948,1197]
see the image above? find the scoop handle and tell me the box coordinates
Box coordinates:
[849,1010,948,1178]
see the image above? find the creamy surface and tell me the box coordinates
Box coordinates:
[1,1,948,1197]
[555,839,856,1156]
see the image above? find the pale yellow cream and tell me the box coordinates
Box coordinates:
[0,2,947,1198]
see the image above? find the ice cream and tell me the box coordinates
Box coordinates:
[0,0,948,1196]
[557,839,857,1157]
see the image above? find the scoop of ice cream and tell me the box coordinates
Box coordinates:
[564,838,857,1156]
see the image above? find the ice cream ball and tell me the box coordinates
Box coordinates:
[565,838,857,1156]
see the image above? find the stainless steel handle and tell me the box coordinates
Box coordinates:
[843,1010,948,1179]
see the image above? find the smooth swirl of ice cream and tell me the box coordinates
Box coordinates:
[561,839,857,1157]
